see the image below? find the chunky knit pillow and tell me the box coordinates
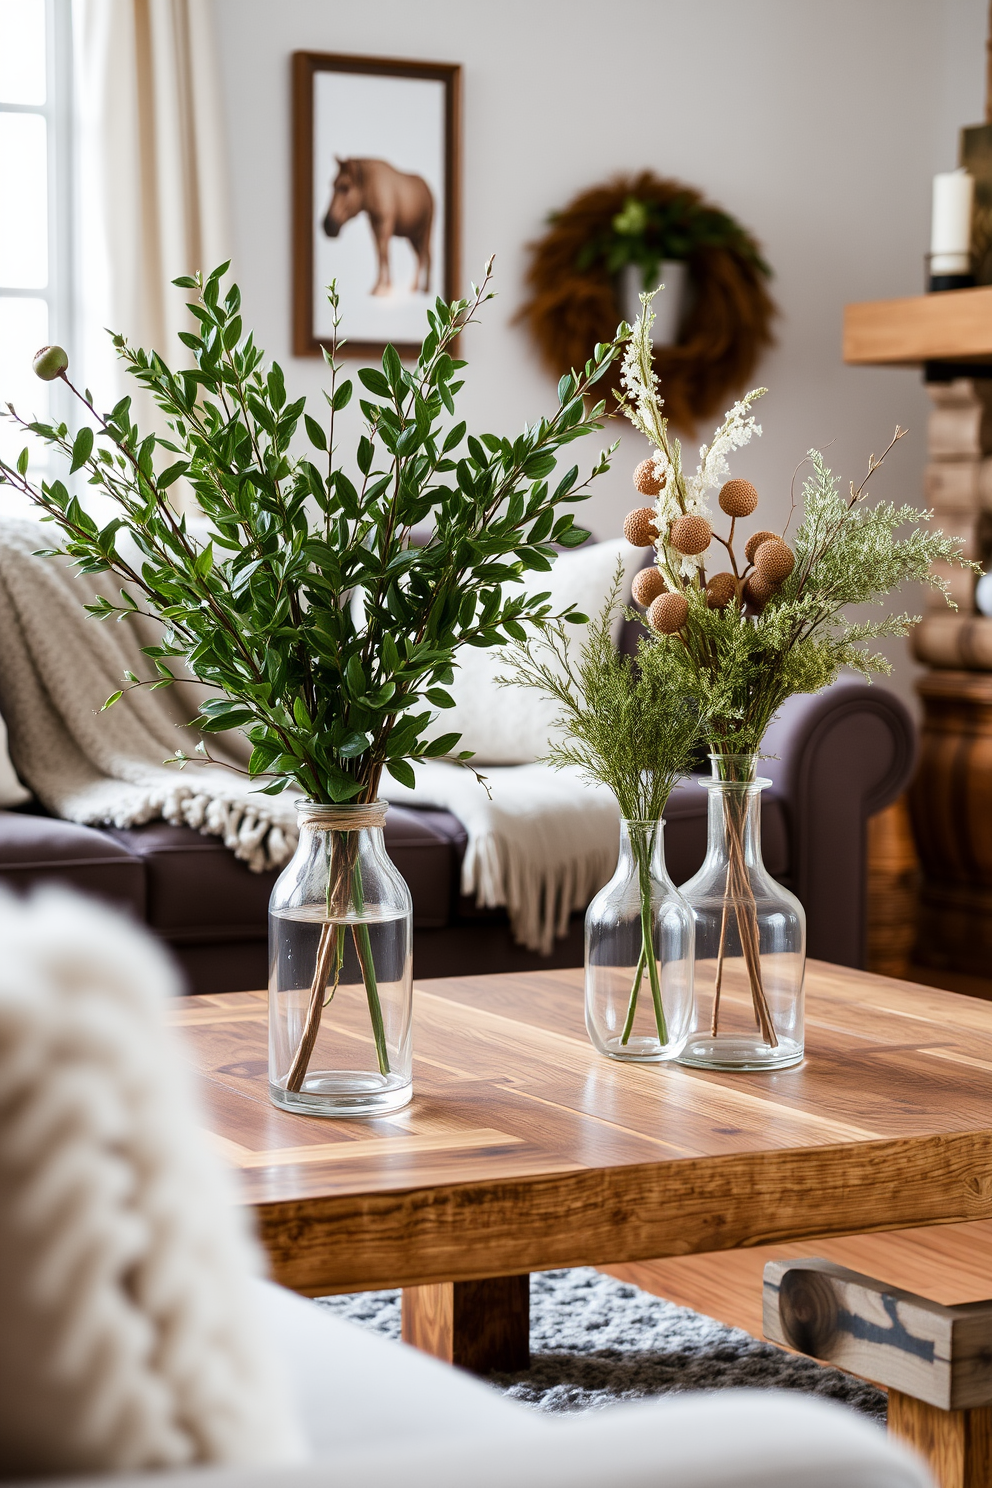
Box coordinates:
[0,887,304,1476]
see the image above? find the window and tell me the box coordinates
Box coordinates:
[0,0,72,472]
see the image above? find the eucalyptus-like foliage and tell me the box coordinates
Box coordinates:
[503,569,707,821]
[652,447,975,755]
[0,263,627,803]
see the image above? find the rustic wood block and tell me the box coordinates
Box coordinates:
[888,1390,992,1488]
[401,1274,530,1373]
[763,1259,992,1410]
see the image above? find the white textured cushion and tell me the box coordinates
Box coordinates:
[37,1388,933,1488]
[0,888,304,1477]
[254,1281,524,1457]
[429,538,643,765]
[0,710,29,806]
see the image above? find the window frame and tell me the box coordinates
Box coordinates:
[0,0,74,434]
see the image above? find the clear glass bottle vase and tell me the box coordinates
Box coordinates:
[268,801,413,1116]
[585,819,694,1061]
[679,755,805,1071]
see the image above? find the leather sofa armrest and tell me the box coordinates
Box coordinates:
[760,680,916,968]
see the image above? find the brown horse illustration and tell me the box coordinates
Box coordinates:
[322,157,434,296]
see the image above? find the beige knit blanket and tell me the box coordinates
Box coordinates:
[0,518,297,872]
[381,762,621,954]
[0,518,620,947]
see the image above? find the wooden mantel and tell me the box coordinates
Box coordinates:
[843,285,992,366]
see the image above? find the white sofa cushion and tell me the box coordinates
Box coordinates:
[0,888,304,1476]
[24,1385,932,1488]
[254,1280,525,1457]
[0,709,30,806]
[425,538,643,764]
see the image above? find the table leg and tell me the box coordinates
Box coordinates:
[888,1390,992,1488]
[401,1274,530,1373]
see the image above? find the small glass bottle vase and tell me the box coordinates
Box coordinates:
[585,819,693,1061]
[268,802,413,1117]
[679,756,805,1071]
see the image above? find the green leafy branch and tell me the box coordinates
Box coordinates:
[0,261,628,804]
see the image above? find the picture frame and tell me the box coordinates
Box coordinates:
[292,51,462,359]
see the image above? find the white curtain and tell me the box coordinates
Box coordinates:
[73,0,232,420]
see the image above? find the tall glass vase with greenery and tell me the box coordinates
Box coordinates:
[505,574,706,1060]
[618,293,975,1069]
[0,261,628,1112]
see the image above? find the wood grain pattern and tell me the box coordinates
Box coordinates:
[604,1219,992,1341]
[910,671,992,978]
[763,1259,992,1410]
[843,288,992,365]
[402,1276,529,1371]
[174,964,992,1296]
[888,1390,992,1488]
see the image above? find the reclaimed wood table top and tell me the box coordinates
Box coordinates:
[169,961,992,1296]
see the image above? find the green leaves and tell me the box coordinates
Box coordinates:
[386,758,416,788]
[69,426,94,472]
[358,367,391,398]
[0,261,628,807]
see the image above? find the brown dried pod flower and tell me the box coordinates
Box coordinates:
[623,506,659,547]
[743,529,778,564]
[633,458,666,497]
[648,591,689,634]
[705,572,738,610]
[631,566,668,607]
[718,478,759,518]
[669,514,712,556]
[753,538,795,583]
[743,572,778,610]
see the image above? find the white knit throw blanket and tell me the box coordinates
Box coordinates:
[0,518,620,946]
[0,886,304,1474]
[0,518,296,872]
[382,761,621,954]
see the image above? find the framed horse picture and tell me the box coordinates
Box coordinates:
[292,51,462,358]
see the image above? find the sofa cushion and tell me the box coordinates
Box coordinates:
[105,820,276,943]
[0,810,145,917]
[423,539,644,765]
[105,805,466,944]
[0,713,30,807]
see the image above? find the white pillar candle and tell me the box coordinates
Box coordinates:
[931,169,974,275]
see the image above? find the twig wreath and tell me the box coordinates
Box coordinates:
[518,172,777,432]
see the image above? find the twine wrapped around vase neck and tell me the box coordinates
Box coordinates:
[297,800,388,831]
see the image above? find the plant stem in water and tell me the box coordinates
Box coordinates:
[720,791,777,1046]
[349,860,390,1076]
[286,919,339,1091]
[626,829,668,1046]
[620,944,646,1045]
[285,828,392,1093]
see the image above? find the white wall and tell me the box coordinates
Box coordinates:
[212,0,988,709]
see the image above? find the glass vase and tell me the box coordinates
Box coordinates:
[678,755,805,1071]
[584,819,694,1061]
[268,801,413,1116]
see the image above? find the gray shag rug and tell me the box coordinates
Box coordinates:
[319,1267,885,1421]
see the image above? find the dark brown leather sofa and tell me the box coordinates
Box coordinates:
[0,679,914,994]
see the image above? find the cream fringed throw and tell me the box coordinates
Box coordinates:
[381,761,621,954]
[0,886,305,1475]
[0,518,297,872]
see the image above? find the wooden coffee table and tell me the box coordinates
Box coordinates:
[171,961,992,1373]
